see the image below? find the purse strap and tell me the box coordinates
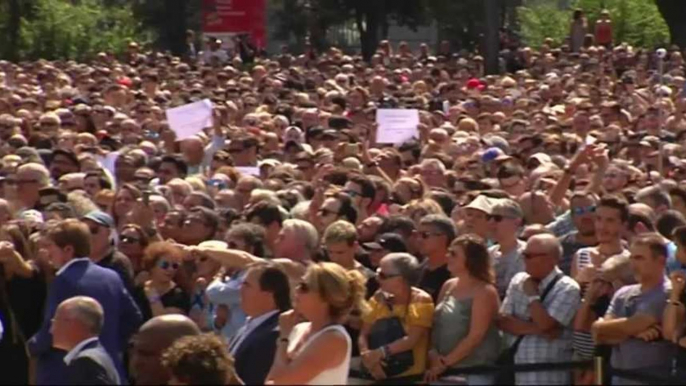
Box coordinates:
[510,273,564,352]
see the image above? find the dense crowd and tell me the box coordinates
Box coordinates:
[1,9,686,386]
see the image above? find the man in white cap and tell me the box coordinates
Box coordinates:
[461,195,494,239]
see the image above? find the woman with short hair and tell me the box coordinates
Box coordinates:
[359,253,435,380]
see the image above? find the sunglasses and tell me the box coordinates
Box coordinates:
[343,190,361,198]
[572,205,596,216]
[158,260,180,270]
[318,208,336,217]
[420,231,442,239]
[120,235,141,244]
[296,281,310,293]
[523,252,548,260]
[376,268,401,281]
[488,214,514,222]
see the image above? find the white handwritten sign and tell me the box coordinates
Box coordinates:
[165,99,214,140]
[375,109,419,144]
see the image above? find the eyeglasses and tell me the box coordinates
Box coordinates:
[5,179,38,186]
[572,205,596,216]
[420,231,442,239]
[376,268,401,281]
[318,208,337,217]
[488,214,515,222]
[158,260,180,270]
[523,252,548,260]
[120,235,141,244]
[343,190,361,198]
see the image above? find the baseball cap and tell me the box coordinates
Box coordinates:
[466,78,485,91]
[464,195,495,215]
[363,233,408,253]
[83,210,115,228]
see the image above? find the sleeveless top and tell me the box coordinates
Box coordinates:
[432,295,502,367]
[288,323,352,385]
[572,248,630,358]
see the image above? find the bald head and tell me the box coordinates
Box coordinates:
[524,233,562,279]
[129,315,201,385]
[59,296,104,335]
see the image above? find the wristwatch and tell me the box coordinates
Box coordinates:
[527,295,541,305]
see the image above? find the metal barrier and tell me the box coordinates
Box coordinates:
[349,354,686,385]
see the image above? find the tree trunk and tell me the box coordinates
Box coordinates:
[356,8,379,62]
[7,0,21,61]
[655,0,686,49]
[483,0,501,75]
[165,0,187,56]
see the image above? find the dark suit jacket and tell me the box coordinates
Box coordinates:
[233,312,279,385]
[28,259,142,385]
[67,340,120,385]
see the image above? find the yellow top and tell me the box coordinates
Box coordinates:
[363,289,435,377]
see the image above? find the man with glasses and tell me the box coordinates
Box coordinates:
[498,234,580,385]
[180,206,220,245]
[313,192,357,233]
[559,192,599,276]
[158,155,188,185]
[489,198,527,299]
[416,214,457,302]
[28,219,142,384]
[50,149,80,181]
[227,135,259,167]
[82,210,135,291]
[343,173,376,223]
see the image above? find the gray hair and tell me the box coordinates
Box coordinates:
[282,219,319,254]
[636,186,672,210]
[381,253,422,286]
[62,296,104,335]
[419,214,457,245]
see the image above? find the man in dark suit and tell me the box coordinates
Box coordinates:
[51,296,119,385]
[28,219,142,385]
[230,263,291,385]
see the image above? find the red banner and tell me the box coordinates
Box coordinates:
[202,0,266,48]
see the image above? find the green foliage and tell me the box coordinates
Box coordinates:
[518,3,571,48]
[518,0,670,48]
[18,0,150,61]
[574,0,669,48]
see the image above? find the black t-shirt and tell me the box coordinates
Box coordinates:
[137,284,191,321]
[418,263,451,303]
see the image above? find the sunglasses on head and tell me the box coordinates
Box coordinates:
[572,205,596,216]
[158,260,180,270]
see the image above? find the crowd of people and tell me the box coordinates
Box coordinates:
[1,9,686,385]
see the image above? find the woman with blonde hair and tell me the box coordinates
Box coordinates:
[266,262,367,385]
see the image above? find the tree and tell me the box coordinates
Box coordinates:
[655,0,686,49]
[17,0,148,61]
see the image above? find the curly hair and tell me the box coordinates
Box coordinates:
[142,241,184,271]
[161,333,239,385]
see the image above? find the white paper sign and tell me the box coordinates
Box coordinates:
[165,99,214,140]
[236,166,260,176]
[96,151,119,178]
[375,109,420,144]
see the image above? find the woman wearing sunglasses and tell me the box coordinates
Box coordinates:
[117,224,150,274]
[358,253,434,380]
[138,241,190,320]
[266,262,367,385]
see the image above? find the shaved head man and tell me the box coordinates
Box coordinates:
[128,315,201,385]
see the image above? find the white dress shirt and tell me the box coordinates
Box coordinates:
[229,310,279,355]
[63,337,99,365]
